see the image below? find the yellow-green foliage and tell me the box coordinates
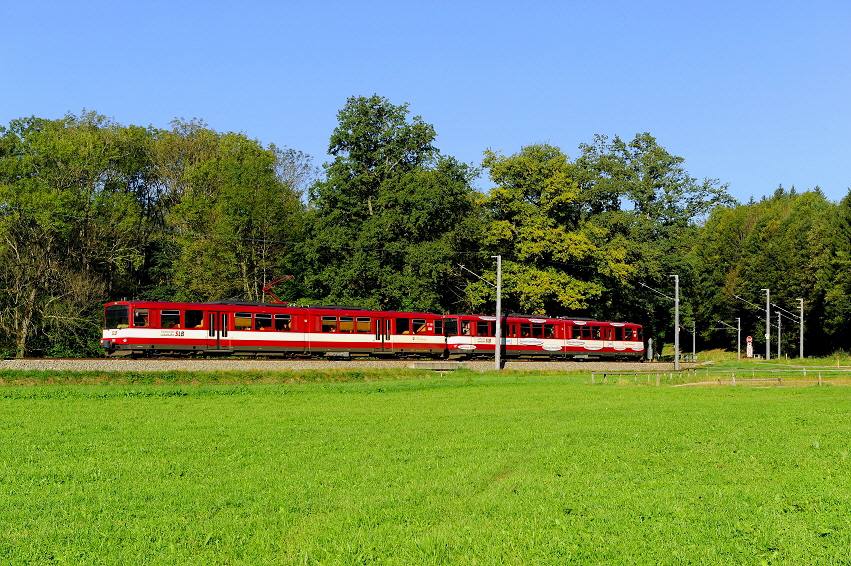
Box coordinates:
[471,144,633,314]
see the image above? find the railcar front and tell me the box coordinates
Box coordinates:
[102,301,212,356]
[101,300,309,357]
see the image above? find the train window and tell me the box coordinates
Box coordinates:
[255,313,272,330]
[133,308,149,327]
[581,325,592,339]
[234,313,252,331]
[413,319,427,334]
[461,320,471,335]
[186,310,204,329]
[396,318,410,334]
[105,305,129,329]
[444,318,458,336]
[545,324,555,339]
[615,327,623,340]
[434,319,443,335]
[476,321,489,336]
[356,317,371,333]
[520,323,531,337]
[592,326,601,340]
[322,316,338,332]
[161,310,181,329]
[274,314,291,331]
[339,316,354,333]
[532,323,543,338]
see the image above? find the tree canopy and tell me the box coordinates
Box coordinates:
[0,99,847,358]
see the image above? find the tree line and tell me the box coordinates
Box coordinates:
[0,96,847,357]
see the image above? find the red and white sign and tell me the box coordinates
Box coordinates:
[746,335,753,343]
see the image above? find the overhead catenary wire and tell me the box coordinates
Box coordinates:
[735,294,798,326]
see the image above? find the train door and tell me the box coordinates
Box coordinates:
[374,317,391,353]
[602,326,614,352]
[206,312,232,352]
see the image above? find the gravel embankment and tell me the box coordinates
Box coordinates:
[0,358,684,373]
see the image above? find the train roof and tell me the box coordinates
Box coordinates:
[105,301,640,325]
[104,300,441,317]
[446,312,641,325]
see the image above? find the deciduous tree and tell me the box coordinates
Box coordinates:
[303,95,481,311]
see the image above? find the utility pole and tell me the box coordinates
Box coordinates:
[762,288,770,360]
[492,255,502,371]
[671,275,680,371]
[777,312,781,359]
[692,320,696,362]
[459,260,502,370]
[798,298,804,359]
[736,317,741,361]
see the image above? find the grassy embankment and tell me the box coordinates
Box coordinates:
[2,369,850,564]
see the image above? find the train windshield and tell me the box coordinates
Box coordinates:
[105,305,129,329]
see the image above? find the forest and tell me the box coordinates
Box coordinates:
[1,95,848,358]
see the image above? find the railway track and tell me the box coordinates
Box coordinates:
[0,357,678,373]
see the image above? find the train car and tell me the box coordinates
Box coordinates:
[443,314,499,357]
[559,318,644,360]
[101,300,446,358]
[444,313,644,360]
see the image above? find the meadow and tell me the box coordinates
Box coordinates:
[1,369,850,564]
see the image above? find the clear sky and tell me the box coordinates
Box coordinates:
[2,0,849,203]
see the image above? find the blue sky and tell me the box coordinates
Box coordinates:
[2,0,849,203]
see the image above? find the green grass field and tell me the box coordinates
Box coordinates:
[2,370,850,564]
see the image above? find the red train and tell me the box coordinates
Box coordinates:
[101,300,645,360]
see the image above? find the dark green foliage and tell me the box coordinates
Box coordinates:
[690,188,837,355]
[302,95,482,311]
